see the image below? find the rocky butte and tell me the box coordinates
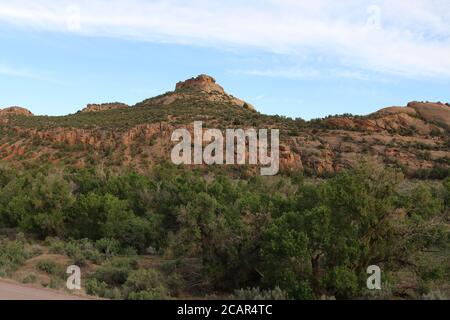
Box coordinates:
[0,75,448,177]
[176,74,226,93]
[172,74,255,110]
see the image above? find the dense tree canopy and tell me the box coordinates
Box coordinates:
[0,162,448,299]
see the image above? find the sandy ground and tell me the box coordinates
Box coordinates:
[0,279,87,300]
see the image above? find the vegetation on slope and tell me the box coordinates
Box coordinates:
[0,162,448,299]
[3,93,303,132]
[1,92,449,179]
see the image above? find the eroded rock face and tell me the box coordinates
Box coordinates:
[407,102,450,130]
[324,101,449,135]
[172,74,255,110]
[175,74,225,94]
[80,103,129,113]
[376,106,417,116]
[1,84,447,176]
[376,102,450,130]
[0,107,33,117]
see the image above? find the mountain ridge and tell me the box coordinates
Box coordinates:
[0,75,449,178]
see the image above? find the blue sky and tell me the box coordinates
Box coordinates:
[0,0,449,120]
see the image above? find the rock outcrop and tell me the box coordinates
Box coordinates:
[324,101,449,135]
[0,78,448,177]
[0,107,33,117]
[164,74,255,110]
[80,103,129,113]
[176,74,226,94]
[406,101,450,130]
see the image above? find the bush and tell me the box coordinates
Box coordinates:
[166,272,186,297]
[422,290,449,300]
[233,287,290,300]
[91,258,138,287]
[46,238,103,266]
[46,237,66,254]
[127,287,169,300]
[124,269,164,292]
[65,239,102,265]
[36,260,61,275]
[22,272,38,284]
[49,276,63,289]
[103,287,124,300]
[95,238,121,257]
[29,245,44,257]
[0,240,29,275]
[444,178,450,207]
[85,278,109,297]
[123,269,169,299]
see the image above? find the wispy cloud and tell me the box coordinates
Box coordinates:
[0,0,450,78]
[252,95,266,101]
[239,67,321,79]
[0,63,39,79]
[234,67,389,82]
[0,62,57,83]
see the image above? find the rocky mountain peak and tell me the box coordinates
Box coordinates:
[175,74,226,94]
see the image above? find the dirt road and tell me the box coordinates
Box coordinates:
[0,280,87,300]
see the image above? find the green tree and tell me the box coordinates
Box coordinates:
[260,163,447,299]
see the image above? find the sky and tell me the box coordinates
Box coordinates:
[0,0,449,120]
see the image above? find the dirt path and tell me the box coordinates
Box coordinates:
[0,280,87,300]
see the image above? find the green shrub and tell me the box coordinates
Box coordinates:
[124,269,169,299]
[85,278,109,297]
[422,290,449,300]
[103,287,124,300]
[36,260,61,275]
[91,258,138,287]
[166,272,185,297]
[127,287,169,300]
[47,238,103,266]
[29,245,44,257]
[124,269,163,292]
[22,272,38,284]
[233,287,290,300]
[49,276,63,289]
[65,239,102,265]
[46,237,66,255]
[444,178,450,207]
[95,238,121,257]
[0,240,29,275]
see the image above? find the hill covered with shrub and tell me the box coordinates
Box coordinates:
[0,75,449,178]
[0,75,449,299]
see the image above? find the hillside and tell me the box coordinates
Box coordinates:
[0,75,449,178]
[0,75,449,300]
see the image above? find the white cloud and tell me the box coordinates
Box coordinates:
[240,67,321,79]
[234,66,389,82]
[0,63,38,78]
[0,62,57,83]
[1,0,450,78]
